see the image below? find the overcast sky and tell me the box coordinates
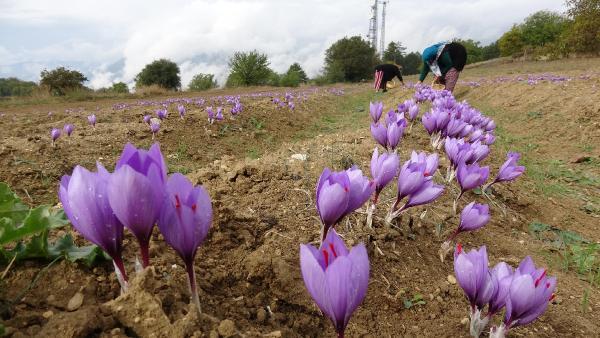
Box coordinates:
[0,0,567,88]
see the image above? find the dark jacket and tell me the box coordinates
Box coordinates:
[375,64,404,83]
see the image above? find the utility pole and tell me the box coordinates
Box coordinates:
[367,0,378,50]
[380,0,387,60]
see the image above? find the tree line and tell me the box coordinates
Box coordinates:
[1,1,597,97]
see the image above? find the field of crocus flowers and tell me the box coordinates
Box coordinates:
[0,58,599,337]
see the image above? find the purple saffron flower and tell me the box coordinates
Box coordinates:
[396,161,428,202]
[299,229,369,338]
[494,257,556,334]
[457,202,490,233]
[156,108,167,120]
[457,162,490,194]
[482,132,496,145]
[316,168,350,240]
[407,104,419,121]
[493,152,525,184]
[88,114,97,127]
[216,107,224,121]
[409,151,439,177]
[63,124,75,137]
[454,245,495,310]
[369,101,383,122]
[143,114,151,124]
[370,123,388,148]
[488,262,514,315]
[108,143,167,267]
[158,173,212,313]
[345,166,375,214]
[50,128,61,145]
[150,120,160,139]
[370,148,399,197]
[404,179,444,209]
[386,121,403,149]
[206,107,215,124]
[178,104,186,119]
[59,164,127,286]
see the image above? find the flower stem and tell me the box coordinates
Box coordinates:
[337,330,345,338]
[112,257,129,293]
[186,262,201,314]
[140,241,150,268]
[453,191,464,215]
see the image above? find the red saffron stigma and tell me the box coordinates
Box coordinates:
[175,194,181,208]
[191,204,197,211]
[546,282,550,289]
[549,293,556,301]
[534,270,546,287]
[329,243,337,258]
[322,250,329,268]
[424,172,431,177]
[457,243,463,254]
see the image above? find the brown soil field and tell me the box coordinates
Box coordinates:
[1,58,599,337]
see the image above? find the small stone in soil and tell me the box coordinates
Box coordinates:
[67,292,84,311]
[447,275,457,284]
[256,308,267,322]
[42,311,54,318]
[218,319,236,337]
[461,317,469,325]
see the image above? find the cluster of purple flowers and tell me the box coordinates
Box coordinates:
[58,143,212,313]
[454,245,556,337]
[49,114,99,146]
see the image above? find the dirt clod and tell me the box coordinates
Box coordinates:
[218,319,236,337]
[67,292,84,311]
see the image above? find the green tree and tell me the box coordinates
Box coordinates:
[498,25,526,56]
[226,51,271,87]
[400,52,422,75]
[279,71,301,87]
[521,11,569,47]
[39,67,88,96]
[110,82,129,94]
[383,41,407,63]
[135,59,181,90]
[286,63,308,83]
[324,36,377,82]
[481,41,501,60]
[454,39,484,64]
[188,73,217,91]
[0,78,37,97]
[565,0,600,53]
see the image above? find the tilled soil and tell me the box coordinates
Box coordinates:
[1,60,600,337]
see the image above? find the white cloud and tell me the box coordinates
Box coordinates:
[0,0,567,88]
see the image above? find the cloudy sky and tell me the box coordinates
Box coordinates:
[0,0,566,88]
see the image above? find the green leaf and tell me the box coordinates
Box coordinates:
[0,206,68,245]
[48,234,108,267]
[403,299,413,309]
[0,182,29,225]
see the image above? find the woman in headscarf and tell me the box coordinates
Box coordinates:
[418,42,467,92]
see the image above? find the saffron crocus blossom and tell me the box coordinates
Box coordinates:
[370,148,399,198]
[487,152,525,189]
[441,203,490,260]
[488,262,514,316]
[156,108,167,120]
[59,164,128,290]
[345,166,375,214]
[108,143,167,268]
[316,168,350,241]
[369,101,383,122]
[386,121,403,149]
[150,120,160,139]
[300,229,369,338]
[143,114,151,124]
[178,104,186,119]
[410,151,439,177]
[490,257,556,338]
[64,124,75,137]
[206,107,215,124]
[50,128,61,146]
[370,123,388,148]
[407,104,419,121]
[88,114,97,128]
[366,148,398,228]
[456,162,490,196]
[215,107,224,121]
[158,173,212,314]
[454,244,496,338]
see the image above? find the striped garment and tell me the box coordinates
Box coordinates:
[444,68,460,92]
[374,70,383,91]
